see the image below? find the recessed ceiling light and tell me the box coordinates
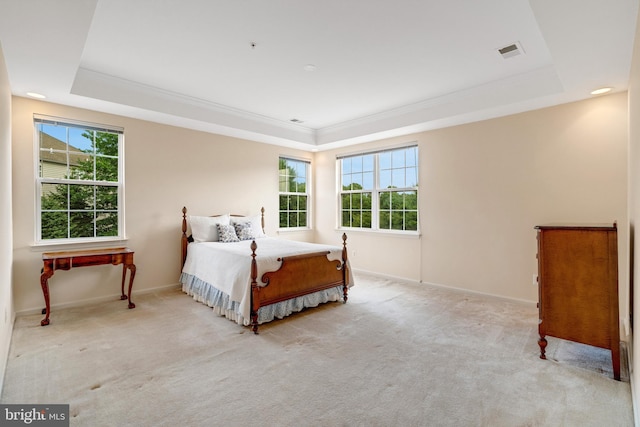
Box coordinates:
[303,64,317,72]
[590,87,612,95]
[290,118,304,123]
[26,92,46,99]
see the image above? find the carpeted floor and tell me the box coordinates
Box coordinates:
[0,273,633,426]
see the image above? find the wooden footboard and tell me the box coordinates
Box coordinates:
[250,234,349,334]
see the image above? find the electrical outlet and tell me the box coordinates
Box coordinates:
[533,274,538,286]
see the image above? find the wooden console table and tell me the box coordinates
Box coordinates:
[40,247,136,326]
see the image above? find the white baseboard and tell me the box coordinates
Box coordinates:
[351,267,537,307]
[0,311,15,397]
[16,283,182,317]
[625,338,639,427]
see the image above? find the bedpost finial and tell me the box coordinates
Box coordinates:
[342,233,348,262]
[182,207,188,235]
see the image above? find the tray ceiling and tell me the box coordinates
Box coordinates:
[0,0,637,150]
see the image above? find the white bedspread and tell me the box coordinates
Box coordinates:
[181,237,350,324]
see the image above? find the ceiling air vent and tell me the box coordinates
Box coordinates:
[498,42,524,59]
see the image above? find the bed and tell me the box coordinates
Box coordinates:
[179,207,351,333]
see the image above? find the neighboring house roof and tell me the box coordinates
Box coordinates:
[39,132,86,166]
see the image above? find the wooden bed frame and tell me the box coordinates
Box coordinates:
[181,207,349,334]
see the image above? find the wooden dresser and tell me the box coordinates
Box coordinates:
[535,224,620,380]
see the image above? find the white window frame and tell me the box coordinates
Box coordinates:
[338,144,419,235]
[278,156,311,230]
[34,114,125,245]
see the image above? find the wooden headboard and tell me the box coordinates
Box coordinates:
[181,206,265,267]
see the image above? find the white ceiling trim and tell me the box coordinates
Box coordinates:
[316,65,565,145]
[69,64,565,149]
[71,68,317,145]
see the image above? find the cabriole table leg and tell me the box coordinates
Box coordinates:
[40,268,53,326]
[126,264,136,309]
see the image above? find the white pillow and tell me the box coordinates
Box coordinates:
[230,215,266,238]
[190,214,230,242]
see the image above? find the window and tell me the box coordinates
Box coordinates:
[279,157,310,228]
[35,115,124,243]
[339,145,418,232]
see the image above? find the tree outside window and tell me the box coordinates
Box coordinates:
[279,157,310,228]
[339,146,418,232]
[36,116,124,242]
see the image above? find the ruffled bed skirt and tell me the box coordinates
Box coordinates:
[180,272,344,326]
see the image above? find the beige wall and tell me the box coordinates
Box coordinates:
[7,68,633,407]
[0,43,14,393]
[316,93,629,317]
[11,97,312,314]
[628,3,640,420]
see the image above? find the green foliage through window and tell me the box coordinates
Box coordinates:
[339,146,418,232]
[36,116,123,241]
[279,158,310,228]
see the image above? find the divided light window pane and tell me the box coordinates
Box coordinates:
[339,145,418,232]
[35,116,124,243]
[279,157,310,228]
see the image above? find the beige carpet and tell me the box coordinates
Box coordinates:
[1,273,633,426]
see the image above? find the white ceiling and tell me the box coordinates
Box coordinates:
[0,0,637,151]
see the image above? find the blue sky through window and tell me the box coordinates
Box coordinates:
[39,123,93,152]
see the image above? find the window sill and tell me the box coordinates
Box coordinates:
[30,237,129,252]
[336,228,421,239]
[276,227,312,234]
